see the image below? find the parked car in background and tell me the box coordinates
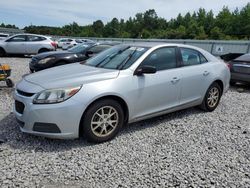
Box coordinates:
[57,38,72,48]
[0,34,56,56]
[62,39,80,50]
[227,53,250,85]
[79,39,94,43]
[29,42,117,72]
[60,38,95,50]
[15,43,230,143]
[0,33,9,40]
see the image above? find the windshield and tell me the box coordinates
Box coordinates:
[68,44,91,53]
[84,45,148,70]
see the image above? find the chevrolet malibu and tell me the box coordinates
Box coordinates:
[14,43,230,143]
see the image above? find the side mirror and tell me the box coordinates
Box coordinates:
[134,65,157,76]
[85,51,94,57]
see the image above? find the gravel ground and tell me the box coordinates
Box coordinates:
[0,57,249,187]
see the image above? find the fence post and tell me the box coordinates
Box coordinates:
[210,42,215,54]
[247,42,250,53]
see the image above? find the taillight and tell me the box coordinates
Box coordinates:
[226,63,232,69]
[51,42,57,48]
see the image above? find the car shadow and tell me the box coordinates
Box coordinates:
[0,107,205,153]
[2,54,32,58]
[230,83,250,93]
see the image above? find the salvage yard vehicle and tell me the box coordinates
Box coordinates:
[62,39,94,50]
[14,43,230,143]
[29,42,117,72]
[57,38,72,48]
[61,39,80,50]
[0,34,56,56]
[226,53,250,85]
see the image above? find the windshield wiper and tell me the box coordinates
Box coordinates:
[116,48,137,70]
[95,46,130,68]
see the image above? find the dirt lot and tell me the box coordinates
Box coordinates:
[0,57,249,187]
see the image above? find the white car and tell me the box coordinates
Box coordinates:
[0,34,56,56]
[57,38,74,48]
[0,33,9,40]
[61,39,80,50]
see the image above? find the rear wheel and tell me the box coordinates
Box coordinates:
[200,82,222,112]
[82,99,124,143]
[0,48,6,57]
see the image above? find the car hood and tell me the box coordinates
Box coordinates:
[34,50,75,59]
[24,63,119,89]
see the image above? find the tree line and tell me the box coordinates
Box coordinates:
[1,3,250,40]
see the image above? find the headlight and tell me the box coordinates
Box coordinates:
[33,86,81,104]
[38,57,55,64]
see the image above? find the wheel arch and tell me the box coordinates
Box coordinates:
[213,79,224,93]
[79,95,129,137]
[38,48,50,53]
[0,47,6,55]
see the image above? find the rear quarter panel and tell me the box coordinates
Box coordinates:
[208,61,230,94]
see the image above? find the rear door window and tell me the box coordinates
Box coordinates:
[27,35,46,42]
[180,48,207,66]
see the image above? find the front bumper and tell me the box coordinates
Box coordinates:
[13,89,86,139]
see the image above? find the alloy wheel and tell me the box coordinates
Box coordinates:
[91,106,119,137]
[207,87,219,108]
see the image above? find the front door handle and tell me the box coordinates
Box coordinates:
[171,77,180,84]
[203,71,210,76]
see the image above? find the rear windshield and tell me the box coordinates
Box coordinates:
[235,54,250,62]
[68,44,92,53]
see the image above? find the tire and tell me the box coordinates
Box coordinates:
[0,48,6,57]
[6,78,14,88]
[200,82,222,112]
[38,48,49,54]
[82,99,124,143]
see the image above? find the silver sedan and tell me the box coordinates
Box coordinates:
[13,43,230,143]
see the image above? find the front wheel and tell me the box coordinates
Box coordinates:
[200,82,222,112]
[82,99,124,143]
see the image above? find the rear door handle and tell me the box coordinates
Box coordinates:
[171,77,180,84]
[203,71,210,76]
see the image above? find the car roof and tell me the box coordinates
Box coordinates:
[11,33,49,38]
[117,42,200,48]
[116,42,218,62]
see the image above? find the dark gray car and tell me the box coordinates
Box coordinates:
[227,53,250,85]
[29,42,117,72]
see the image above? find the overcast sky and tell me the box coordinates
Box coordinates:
[0,0,249,28]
